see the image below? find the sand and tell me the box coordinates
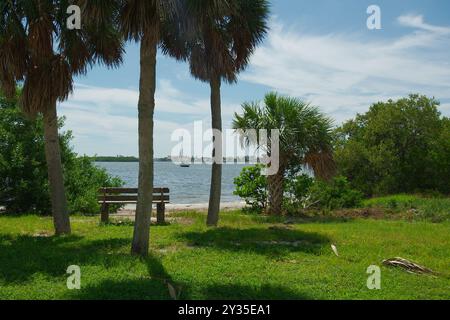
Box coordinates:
[116,201,246,217]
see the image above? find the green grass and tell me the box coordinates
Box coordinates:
[0,211,449,300]
[362,194,450,222]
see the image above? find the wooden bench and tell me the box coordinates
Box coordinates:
[98,187,170,224]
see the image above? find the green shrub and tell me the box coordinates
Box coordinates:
[0,93,123,215]
[233,165,267,212]
[308,176,364,211]
[234,164,363,214]
[335,95,450,196]
[284,174,314,211]
[362,194,450,222]
[64,156,123,214]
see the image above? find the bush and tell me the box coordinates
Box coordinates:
[233,165,267,212]
[284,174,314,211]
[0,92,123,215]
[64,156,123,214]
[308,176,364,211]
[0,95,50,214]
[234,164,363,215]
[234,164,363,214]
[335,95,450,196]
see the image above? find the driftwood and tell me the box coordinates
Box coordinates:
[382,257,435,275]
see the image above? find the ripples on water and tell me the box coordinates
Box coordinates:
[95,162,248,204]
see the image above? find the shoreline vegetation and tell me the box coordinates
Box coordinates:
[112,194,449,223]
[88,156,140,162]
[88,156,257,163]
[88,156,179,162]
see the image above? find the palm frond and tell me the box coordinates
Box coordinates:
[3,0,124,114]
[119,0,160,42]
[304,150,336,181]
[234,92,336,180]
[185,0,269,83]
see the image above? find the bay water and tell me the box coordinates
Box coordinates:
[95,162,248,204]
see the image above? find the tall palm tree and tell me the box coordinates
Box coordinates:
[179,0,269,226]
[119,0,184,256]
[0,0,124,234]
[233,92,336,215]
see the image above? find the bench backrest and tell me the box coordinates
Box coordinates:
[98,187,170,203]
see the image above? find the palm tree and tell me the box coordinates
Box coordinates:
[0,0,124,234]
[233,92,336,215]
[180,0,269,226]
[119,0,185,256]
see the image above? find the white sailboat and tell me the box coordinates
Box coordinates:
[179,138,190,168]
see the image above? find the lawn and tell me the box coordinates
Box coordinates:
[362,194,450,222]
[0,210,449,300]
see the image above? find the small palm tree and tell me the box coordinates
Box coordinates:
[178,0,270,226]
[233,93,336,215]
[0,0,124,234]
[119,0,186,256]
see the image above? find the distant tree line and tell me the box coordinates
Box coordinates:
[89,156,139,162]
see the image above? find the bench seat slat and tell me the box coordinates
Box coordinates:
[98,201,169,204]
[98,195,169,202]
[98,187,169,194]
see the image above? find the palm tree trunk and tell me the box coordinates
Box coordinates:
[43,102,71,235]
[132,35,156,256]
[207,76,222,227]
[268,169,284,215]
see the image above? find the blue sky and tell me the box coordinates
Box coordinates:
[60,0,450,157]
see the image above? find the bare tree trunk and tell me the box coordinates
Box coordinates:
[132,36,156,256]
[268,169,284,215]
[207,76,222,227]
[43,102,71,235]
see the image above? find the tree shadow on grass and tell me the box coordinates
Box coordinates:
[70,278,171,300]
[0,233,185,299]
[199,283,312,300]
[178,227,330,258]
[71,281,311,300]
[70,254,179,300]
[0,231,317,300]
[0,234,130,284]
[70,252,309,300]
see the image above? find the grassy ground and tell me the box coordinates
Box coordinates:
[0,205,449,300]
[362,194,450,222]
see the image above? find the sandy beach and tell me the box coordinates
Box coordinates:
[115,201,247,218]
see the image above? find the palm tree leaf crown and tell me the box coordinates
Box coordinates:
[233,92,336,180]
[0,0,124,115]
[161,0,270,84]
[119,0,182,47]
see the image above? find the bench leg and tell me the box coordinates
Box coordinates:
[157,203,165,224]
[101,203,110,223]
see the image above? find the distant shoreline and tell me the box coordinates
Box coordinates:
[89,158,252,164]
[87,156,138,162]
[87,156,171,163]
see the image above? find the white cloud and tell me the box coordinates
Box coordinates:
[60,14,450,156]
[60,80,241,156]
[242,16,450,124]
[59,101,182,157]
[397,14,450,34]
